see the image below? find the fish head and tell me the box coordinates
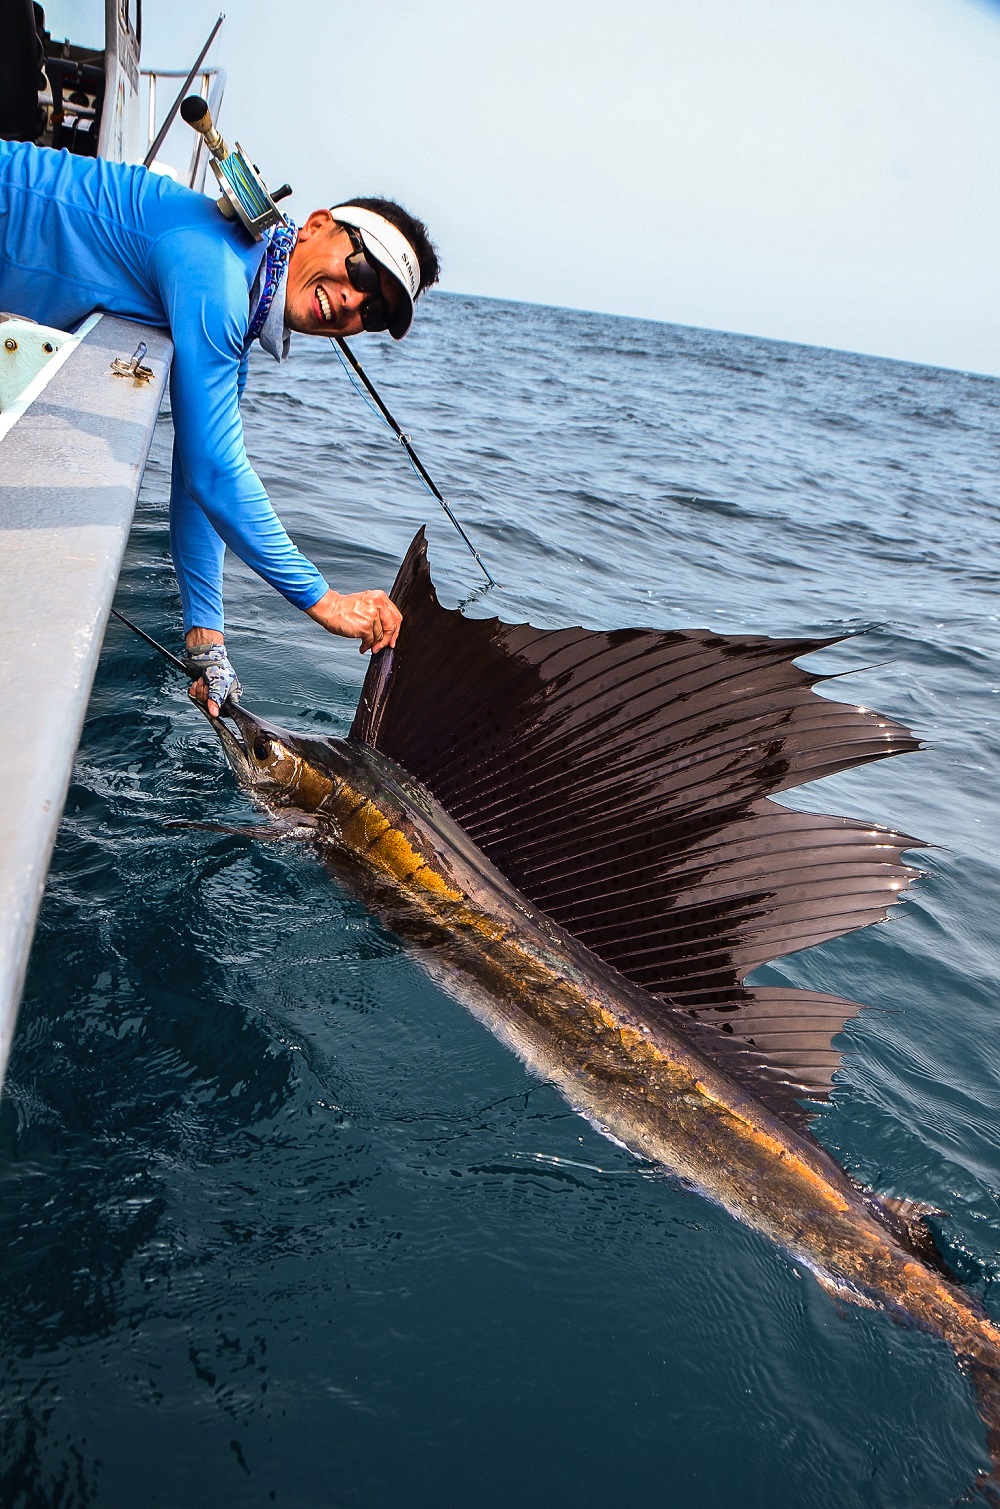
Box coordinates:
[207,703,346,813]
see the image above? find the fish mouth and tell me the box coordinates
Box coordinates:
[204,704,252,780]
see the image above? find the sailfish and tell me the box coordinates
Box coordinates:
[206,529,1000,1482]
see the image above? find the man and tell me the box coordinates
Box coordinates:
[0,137,440,713]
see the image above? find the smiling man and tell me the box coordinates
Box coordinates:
[0,140,439,711]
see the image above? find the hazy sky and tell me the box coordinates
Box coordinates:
[48,0,1000,375]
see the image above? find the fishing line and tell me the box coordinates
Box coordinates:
[332,339,388,427]
[330,335,497,589]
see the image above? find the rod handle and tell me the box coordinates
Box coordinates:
[180,94,228,158]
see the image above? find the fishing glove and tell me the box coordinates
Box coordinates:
[182,643,242,710]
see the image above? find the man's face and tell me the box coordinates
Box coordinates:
[284,209,403,337]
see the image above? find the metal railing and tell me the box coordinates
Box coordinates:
[141,66,227,189]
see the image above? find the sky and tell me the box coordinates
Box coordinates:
[47,0,1000,375]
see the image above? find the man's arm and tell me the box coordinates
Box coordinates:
[151,229,399,711]
[305,588,401,654]
[153,226,355,616]
[168,441,228,633]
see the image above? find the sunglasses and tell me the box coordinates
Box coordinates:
[344,226,391,333]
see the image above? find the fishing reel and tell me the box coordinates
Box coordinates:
[180,95,292,241]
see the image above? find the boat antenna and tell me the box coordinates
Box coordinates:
[330,336,497,589]
[110,608,189,676]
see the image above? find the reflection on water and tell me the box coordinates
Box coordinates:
[2,295,999,1507]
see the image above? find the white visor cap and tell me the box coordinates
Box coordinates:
[330,204,421,339]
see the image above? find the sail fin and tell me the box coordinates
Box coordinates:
[352,530,921,1125]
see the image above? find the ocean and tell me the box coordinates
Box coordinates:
[2,294,999,1507]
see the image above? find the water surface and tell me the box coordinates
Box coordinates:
[2,296,999,1507]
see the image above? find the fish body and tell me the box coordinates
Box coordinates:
[206,530,1000,1475]
[215,708,1000,1407]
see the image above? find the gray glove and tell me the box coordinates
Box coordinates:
[182,643,242,710]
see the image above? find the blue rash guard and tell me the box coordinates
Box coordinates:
[0,140,330,632]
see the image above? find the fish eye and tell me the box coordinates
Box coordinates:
[252,737,273,762]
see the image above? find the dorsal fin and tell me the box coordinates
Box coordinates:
[352,530,922,1125]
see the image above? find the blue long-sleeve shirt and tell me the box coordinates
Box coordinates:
[0,140,330,631]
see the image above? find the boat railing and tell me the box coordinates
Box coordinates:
[141,66,227,190]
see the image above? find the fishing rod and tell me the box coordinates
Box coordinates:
[143,15,225,170]
[110,608,189,676]
[331,336,497,589]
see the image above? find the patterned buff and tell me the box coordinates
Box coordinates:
[247,220,298,345]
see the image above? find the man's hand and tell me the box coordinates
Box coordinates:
[306,588,402,654]
[183,629,241,717]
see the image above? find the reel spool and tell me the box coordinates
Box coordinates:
[180,95,292,241]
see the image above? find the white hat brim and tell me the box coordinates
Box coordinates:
[330,204,420,339]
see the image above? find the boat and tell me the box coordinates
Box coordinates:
[0,0,224,1091]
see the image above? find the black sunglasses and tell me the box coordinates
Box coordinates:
[344,226,391,333]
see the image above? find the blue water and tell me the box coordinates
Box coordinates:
[3,296,999,1507]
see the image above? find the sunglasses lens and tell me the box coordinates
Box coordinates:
[360,298,389,333]
[346,250,381,295]
[344,231,391,331]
